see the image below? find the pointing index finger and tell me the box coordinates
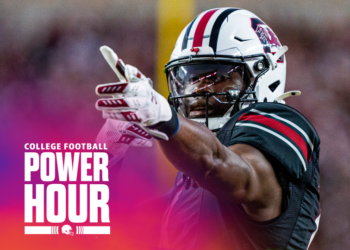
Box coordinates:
[100,46,127,82]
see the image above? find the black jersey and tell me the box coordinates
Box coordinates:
[159,103,321,250]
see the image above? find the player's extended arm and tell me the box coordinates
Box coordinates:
[94,46,282,220]
[158,116,283,221]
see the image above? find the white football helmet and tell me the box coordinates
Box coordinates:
[62,225,74,236]
[166,8,299,131]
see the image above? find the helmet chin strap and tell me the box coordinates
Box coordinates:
[224,105,234,118]
[176,106,185,117]
[266,46,288,70]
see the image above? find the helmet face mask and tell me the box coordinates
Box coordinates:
[166,8,288,130]
[167,62,248,119]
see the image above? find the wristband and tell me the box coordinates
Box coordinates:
[147,106,179,140]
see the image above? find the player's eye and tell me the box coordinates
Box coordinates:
[214,75,231,84]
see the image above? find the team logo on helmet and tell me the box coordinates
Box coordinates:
[62,225,74,236]
[251,18,283,62]
[256,25,279,47]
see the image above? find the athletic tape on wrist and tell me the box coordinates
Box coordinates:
[148,106,179,140]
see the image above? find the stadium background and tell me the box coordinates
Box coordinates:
[0,0,350,249]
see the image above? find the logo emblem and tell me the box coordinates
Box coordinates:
[255,25,280,49]
[190,47,200,55]
[62,225,74,236]
[251,18,282,62]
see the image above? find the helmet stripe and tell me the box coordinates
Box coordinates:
[201,8,229,47]
[209,8,239,52]
[181,16,198,51]
[192,9,219,47]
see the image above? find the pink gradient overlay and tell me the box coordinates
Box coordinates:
[0,91,172,250]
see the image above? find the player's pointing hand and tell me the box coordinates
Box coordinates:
[95,46,179,141]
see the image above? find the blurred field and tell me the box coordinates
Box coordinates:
[1,0,350,249]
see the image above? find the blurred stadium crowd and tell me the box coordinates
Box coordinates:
[1,0,350,249]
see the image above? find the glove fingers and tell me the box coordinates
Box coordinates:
[130,138,153,147]
[96,82,129,97]
[125,123,152,140]
[102,109,154,123]
[96,82,148,98]
[106,130,135,145]
[96,96,147,111]
[102,110,139,122]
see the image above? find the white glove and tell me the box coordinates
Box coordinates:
[95,46,154,166]
[95,119,152,166]
[95,46,177,140]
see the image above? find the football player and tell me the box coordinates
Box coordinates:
[95,8,321,250]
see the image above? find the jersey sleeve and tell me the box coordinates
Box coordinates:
[217,103,320,179]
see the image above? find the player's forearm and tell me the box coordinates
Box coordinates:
[158,115,229,180]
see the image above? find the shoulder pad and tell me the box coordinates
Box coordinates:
[217,103,320,179]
